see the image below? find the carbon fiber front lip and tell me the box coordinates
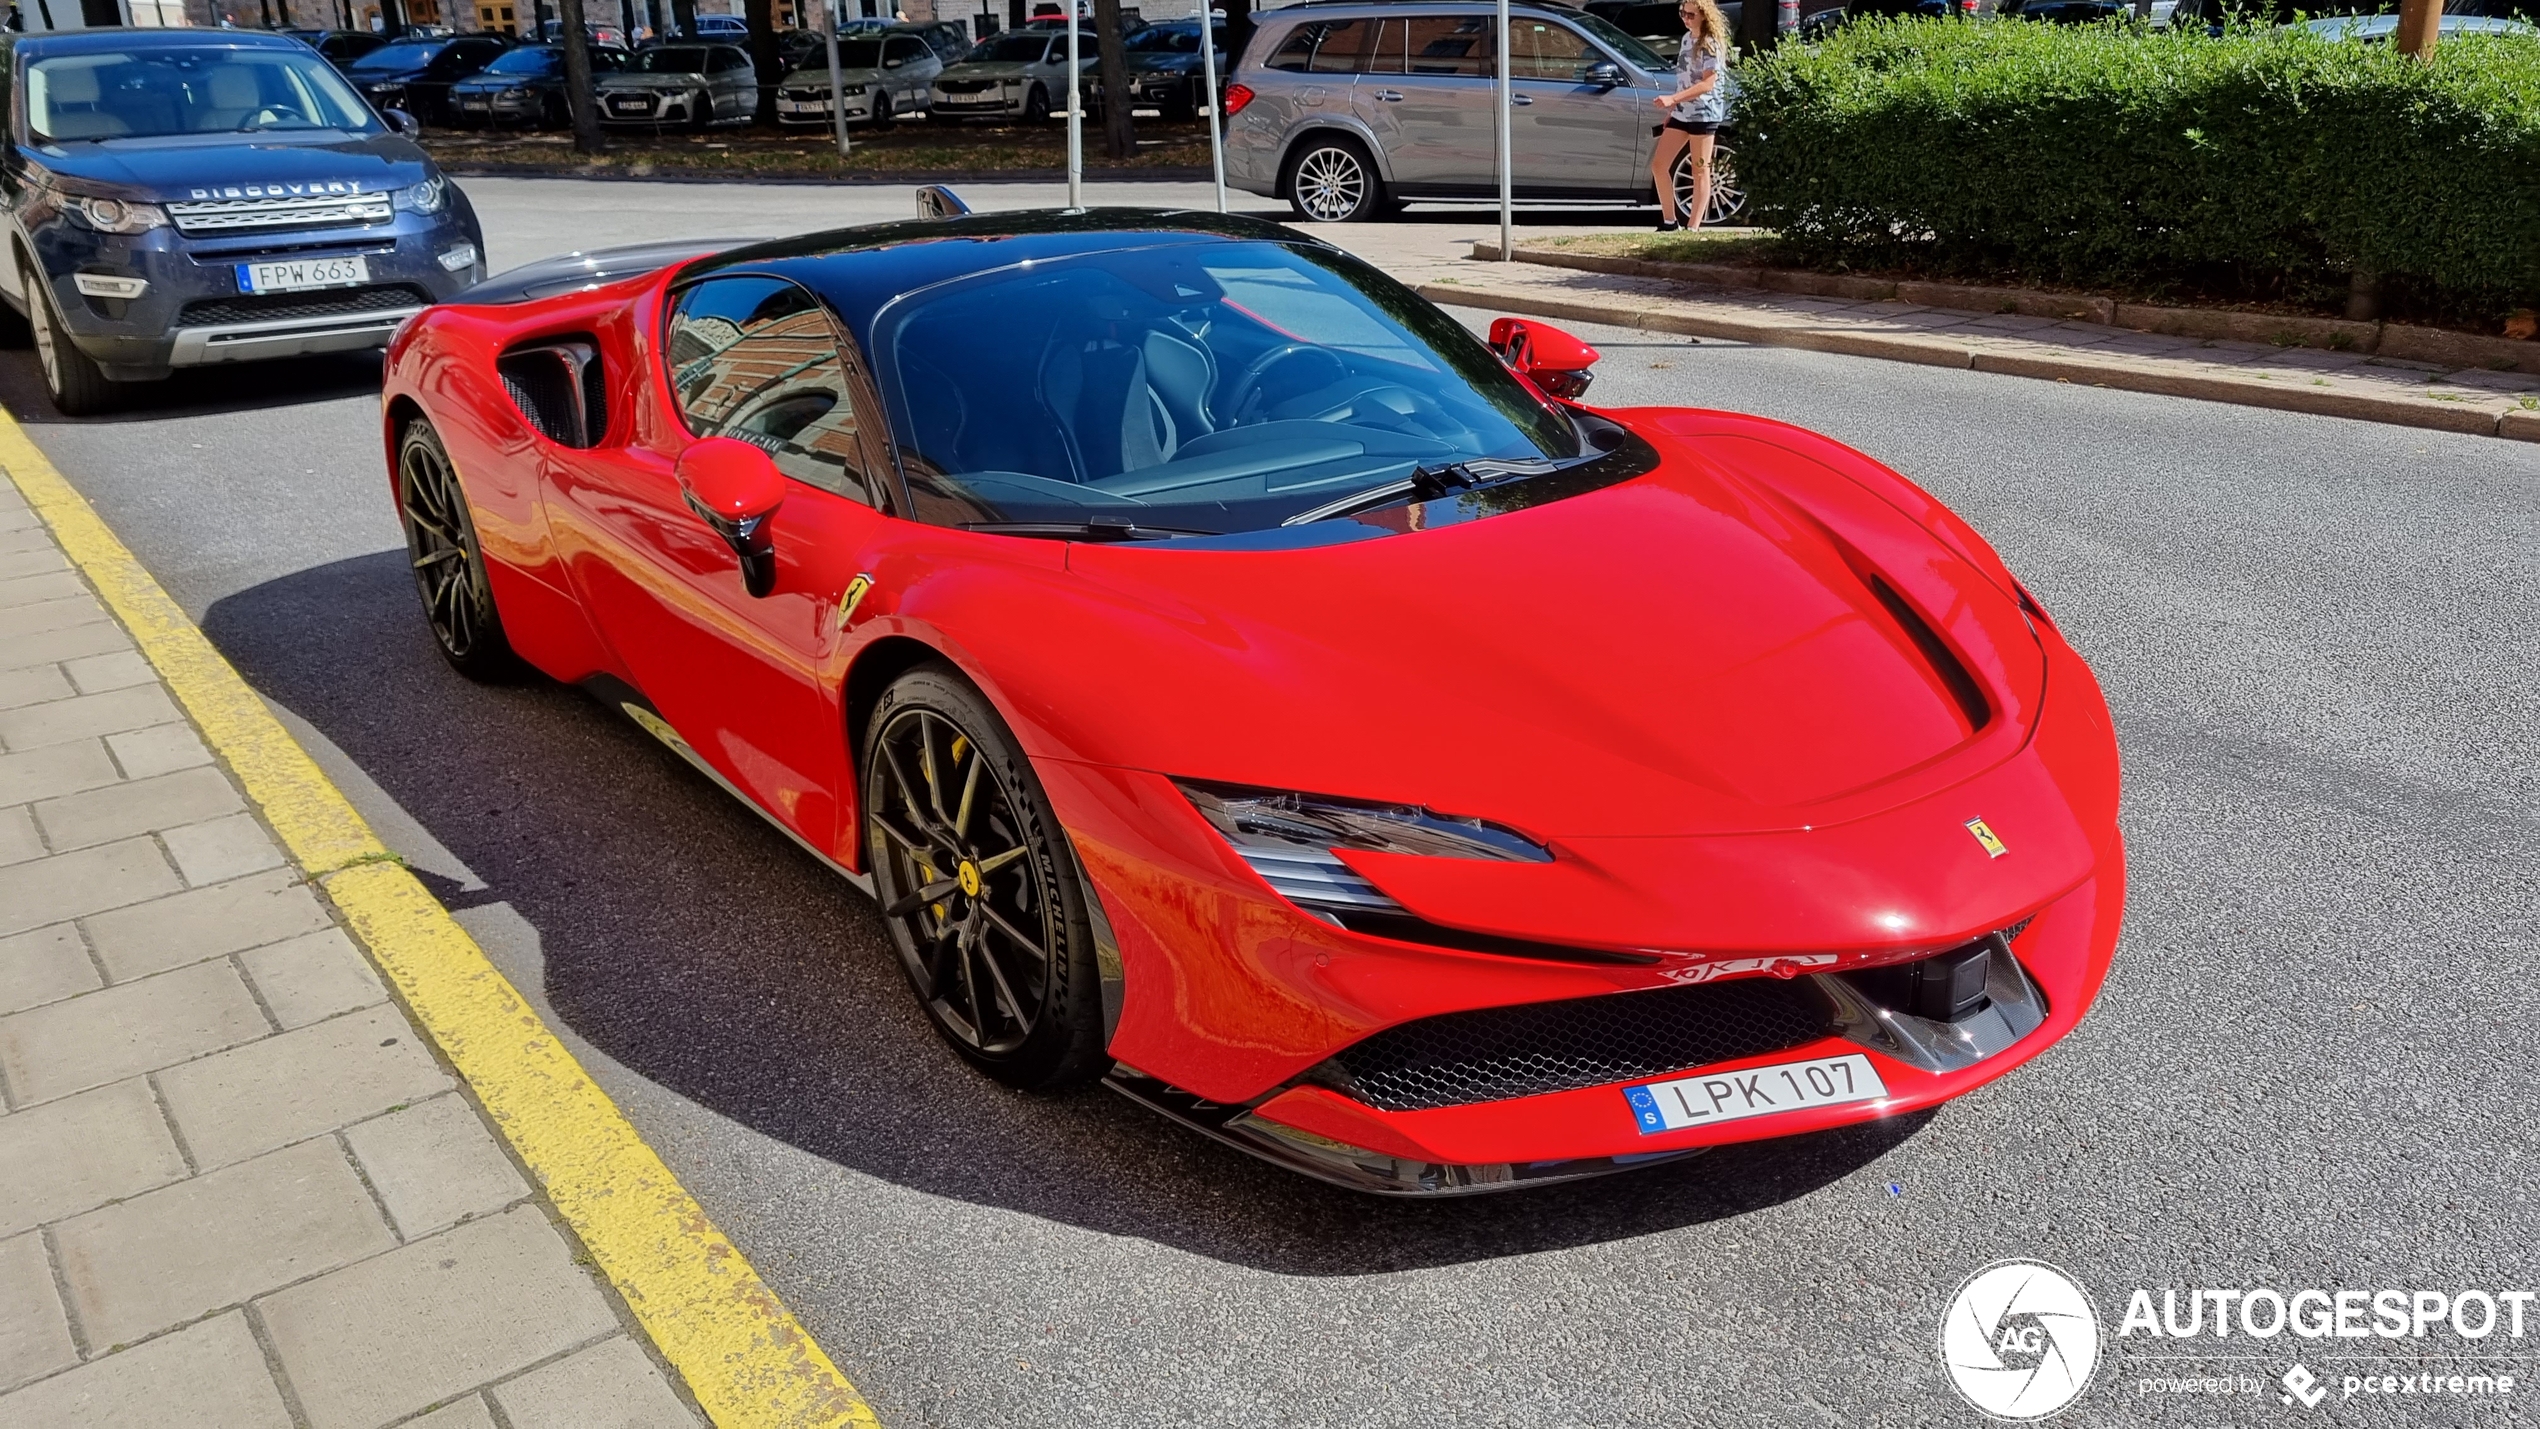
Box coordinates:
[1103,1068,1706,1196]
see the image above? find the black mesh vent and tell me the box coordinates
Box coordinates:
[496,339,606,448]
[1323,977,1833,1113]
[178,284,431,327]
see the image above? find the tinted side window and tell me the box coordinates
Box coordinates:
[1264,19,1363,72]
[1508,20,1599,80]
[666,277,876,506]
[886,37,926,63]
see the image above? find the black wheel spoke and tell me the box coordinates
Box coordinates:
[884,877,960,919]
[978,901,1054,970]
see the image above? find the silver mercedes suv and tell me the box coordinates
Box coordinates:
[1223,0,1697,222]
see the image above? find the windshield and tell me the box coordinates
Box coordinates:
[971,33,1053,61]
[631,46,710,72]
[817,39,886,67]
[1127,23,1204,50]
[1566,12,1670,70]
[346,40,443,72]
[483,46,561,74]
[876,240,1588,537]
[28,47,378,140]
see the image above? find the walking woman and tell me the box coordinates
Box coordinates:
[1650,0,1729,232]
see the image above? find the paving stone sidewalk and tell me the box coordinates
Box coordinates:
[0,478,704,1428]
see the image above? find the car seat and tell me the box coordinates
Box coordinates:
[34,64,134,140]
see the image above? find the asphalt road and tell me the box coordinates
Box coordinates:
[10,177,2538,1428]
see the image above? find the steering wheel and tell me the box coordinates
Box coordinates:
[1222,342,1348,425]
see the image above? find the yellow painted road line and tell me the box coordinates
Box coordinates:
[0,414,875,1429]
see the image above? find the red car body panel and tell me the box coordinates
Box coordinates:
[382,220,2125,1186]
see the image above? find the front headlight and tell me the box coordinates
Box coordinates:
[1179,780,1548,918]
[396,178,447,215]
[75,196,169,235]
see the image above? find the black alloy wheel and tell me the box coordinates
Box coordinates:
[22,263,119,415]
[864,665,1105,1089]
[1285,135,1385,223]
[1023,83,1051,122]
[396,418,518,681]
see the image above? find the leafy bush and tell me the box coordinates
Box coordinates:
[1730,19,2540,322]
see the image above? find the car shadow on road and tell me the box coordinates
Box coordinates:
[0,350,384,426]
[204,549,1937,1276]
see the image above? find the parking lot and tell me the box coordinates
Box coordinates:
[10,176,2537,1427]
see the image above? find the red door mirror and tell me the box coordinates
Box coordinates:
[1487,317,1600,400]
[675,437,786,597]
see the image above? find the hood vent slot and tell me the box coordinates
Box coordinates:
[1865,574,1990,734]
[498,337,608,448]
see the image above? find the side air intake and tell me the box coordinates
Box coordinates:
[497,338,608,448]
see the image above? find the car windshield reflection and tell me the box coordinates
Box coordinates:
[874,240,1590,536]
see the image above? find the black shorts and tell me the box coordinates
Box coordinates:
[1655,117,1720,136]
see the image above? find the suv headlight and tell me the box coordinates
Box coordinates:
[396,178,447,215]
[74,196,169,235]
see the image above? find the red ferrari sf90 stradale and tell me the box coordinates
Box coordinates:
[380,200,2124,1195]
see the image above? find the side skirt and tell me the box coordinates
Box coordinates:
[584,676,874,897]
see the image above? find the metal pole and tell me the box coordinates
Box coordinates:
[1066,3,1084,209]
[824,0,849,159]
[1494,0,1511,259]
[1198,0,1224,212]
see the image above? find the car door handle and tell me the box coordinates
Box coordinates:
[1372,88,1403,101]
[1510,93,1533,106]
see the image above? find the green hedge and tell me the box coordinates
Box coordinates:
[1730,19,2540,322]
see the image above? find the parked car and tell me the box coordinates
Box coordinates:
[686,13,749,39]
[535,18,631,46]
[342,33,513,126]
[1093,17,1226,120]
[280,28,393,69]
[1025,6,1145,33]
[928,28,1080,121]
[448,43,632,128]
[381,204,2125,1196]
[595,42,759,128]
[0,29,485,415]
[2297,11,2537,37]
[776,27,946,126]
[1224,1,1689,221]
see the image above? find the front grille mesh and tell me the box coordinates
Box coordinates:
[178,284,430,327]
[166,194,392,235]
[1322,976,1832,1112]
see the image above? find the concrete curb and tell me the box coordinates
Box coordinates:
[1419,279,2540,442]
[1475,243,2540,376]
[437,160,1216,186]
[0,415,877,1429]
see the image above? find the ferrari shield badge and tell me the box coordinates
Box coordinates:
[835,573,875,631]
[1964,817,2009,859]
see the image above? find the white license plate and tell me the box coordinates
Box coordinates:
[236,256,369,295]
[1624,1052,1886,1135]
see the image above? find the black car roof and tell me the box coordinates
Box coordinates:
[688,208,1331,352]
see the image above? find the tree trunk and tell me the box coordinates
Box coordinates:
[1220,0,1252,81]
[1734,0,1775,56]
[1091,0,1133,161]
[557,0,607,155]
[671,0,698,39]
[745,0,781,124]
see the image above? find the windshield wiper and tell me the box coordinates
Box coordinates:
[1279,461,1507,527]
[959,520,1213,542]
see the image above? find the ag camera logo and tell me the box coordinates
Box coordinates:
[1940,1260,2103,1420]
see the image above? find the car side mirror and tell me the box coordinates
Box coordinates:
[1584,60,1623,88]
[676,438,786,597]
[383,107,419,133]
[1488,317,1600,400]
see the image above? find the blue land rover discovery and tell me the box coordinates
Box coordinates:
[1,29,487,415]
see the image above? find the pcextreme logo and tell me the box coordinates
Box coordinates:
[1940,1260,2103,1420]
